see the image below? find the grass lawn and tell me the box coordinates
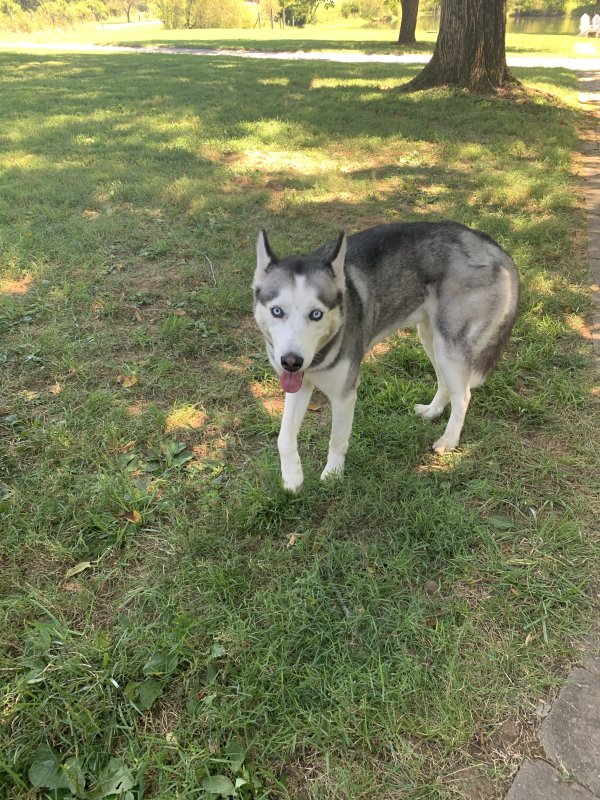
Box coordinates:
[2,20,600,61]
[117,26,600,59]
[0,46,599,800]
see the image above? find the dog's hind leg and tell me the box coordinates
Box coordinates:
[429,336,472,454]
[414,321,450,421]
[321,388,358,481]
[278,381,314,492]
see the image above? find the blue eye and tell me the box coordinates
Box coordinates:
[309,309,323,321]
[271,306,283,318]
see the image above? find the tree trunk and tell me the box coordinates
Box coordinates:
[403,0,519,93]
[398,0,419,45]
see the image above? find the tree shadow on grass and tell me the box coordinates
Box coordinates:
[113,35,435,56]
[0,53,585,254]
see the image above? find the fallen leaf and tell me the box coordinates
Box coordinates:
[116,374,137,388]
[120,440,136,453]
[123,509,142,524]
[134,309,143,322]
[64,561,92,580]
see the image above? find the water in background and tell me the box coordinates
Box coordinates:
[416,13,579,35]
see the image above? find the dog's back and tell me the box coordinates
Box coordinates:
[318,221,519,381]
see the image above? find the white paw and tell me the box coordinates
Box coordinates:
[432,436,458,455]
[320,457,345,481]
[283,471,303,492]
[415,403,443,421]
[281,457,303,493]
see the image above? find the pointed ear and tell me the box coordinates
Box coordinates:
[255,229,276,283]
[329,231,347,290]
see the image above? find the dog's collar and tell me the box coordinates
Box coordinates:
[309,326,343,371]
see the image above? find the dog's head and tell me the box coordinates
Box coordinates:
[253,230,347,393]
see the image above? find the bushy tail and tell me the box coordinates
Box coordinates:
[474,268,520,380]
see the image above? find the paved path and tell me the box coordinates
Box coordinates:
[504,71,600,800]
[1,40,600,72]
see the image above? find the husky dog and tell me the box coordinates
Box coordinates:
[253,223,519,492]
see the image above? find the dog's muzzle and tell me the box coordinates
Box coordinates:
[279,353,304,393]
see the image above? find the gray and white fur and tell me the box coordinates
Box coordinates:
[253,222,519,492]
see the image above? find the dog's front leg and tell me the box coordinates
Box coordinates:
[321,389,357,481]
[278,381,314,492]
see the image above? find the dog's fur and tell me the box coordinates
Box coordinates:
[253,222,519,491]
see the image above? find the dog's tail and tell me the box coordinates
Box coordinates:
[475,265,520,380]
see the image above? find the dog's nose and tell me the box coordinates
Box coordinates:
[281,353,304,372]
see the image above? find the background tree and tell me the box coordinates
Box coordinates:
[259,0,279,27]
[509,0,566,11]
[403,0,518,92]
[0,0,30,27]
[283,0,333,26]
[151,0,250,28]
[397,0,418,44]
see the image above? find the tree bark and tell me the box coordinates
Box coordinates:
[403,0,519,93]
[398,0,419,45]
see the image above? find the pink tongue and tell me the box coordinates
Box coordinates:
[280,371,303,393]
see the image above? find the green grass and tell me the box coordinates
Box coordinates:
[0,47,599,800]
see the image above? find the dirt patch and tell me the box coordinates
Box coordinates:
[452,769,496,800]
[456,709,548,798]
[111,261,199,295]
[489,720,521,752]
[192,423,228,460]
[0,276,34,295]
[238,315,259,332]
[164,406,207,433]
[249,380,284,415]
